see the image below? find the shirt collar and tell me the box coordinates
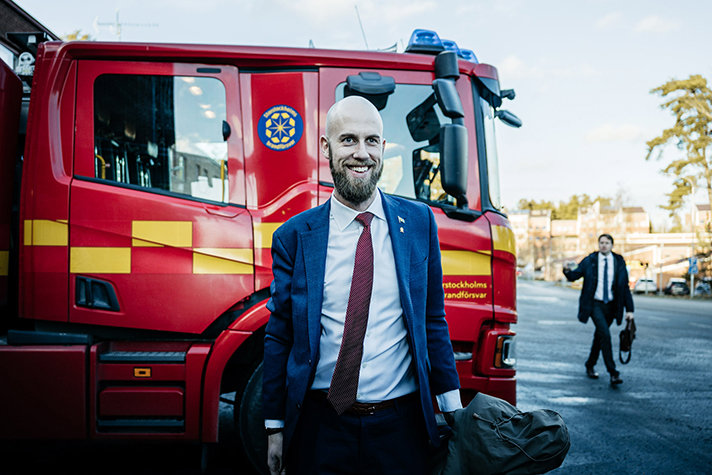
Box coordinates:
[330,191,386,232]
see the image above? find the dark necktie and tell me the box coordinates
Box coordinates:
[327,212,374,415]
[603,256,610,303]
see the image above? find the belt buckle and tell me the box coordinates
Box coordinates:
[349,402,379,415]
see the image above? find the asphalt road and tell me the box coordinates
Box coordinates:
[3,281,711,474]
[516,279,712,474]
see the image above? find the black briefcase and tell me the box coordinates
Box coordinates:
[619,319,637,364]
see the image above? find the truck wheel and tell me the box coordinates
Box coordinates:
[237,362,268,475]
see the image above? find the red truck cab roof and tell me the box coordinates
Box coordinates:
[39,40,499,81]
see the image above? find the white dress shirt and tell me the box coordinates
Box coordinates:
[595,252,614,301]
[311,193,416,401]
[265,193,461,429]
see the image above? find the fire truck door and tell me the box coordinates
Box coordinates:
[69,61,252,334]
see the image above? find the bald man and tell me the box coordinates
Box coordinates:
[263,96,461,474]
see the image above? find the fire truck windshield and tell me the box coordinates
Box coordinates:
[336,82,457,208]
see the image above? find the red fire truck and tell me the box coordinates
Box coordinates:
[0,28,519,471]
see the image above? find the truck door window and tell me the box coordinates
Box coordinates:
[93,75,229,203]
[336,83,453,205]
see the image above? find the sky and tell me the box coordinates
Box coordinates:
[10,0,712,227]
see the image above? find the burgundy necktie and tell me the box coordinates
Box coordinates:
[327,212,374,415]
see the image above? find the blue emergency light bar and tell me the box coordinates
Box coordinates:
[441,39,459,53]
[405,29,478,63]
[405,29,444,53]
[458,48,478,64]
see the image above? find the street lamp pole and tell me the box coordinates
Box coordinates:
[681,177,696,297]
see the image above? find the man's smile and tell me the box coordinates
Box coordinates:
[343,162,375,177]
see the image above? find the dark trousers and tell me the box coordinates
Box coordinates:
[586,300,618,376]
[287,392,428,475]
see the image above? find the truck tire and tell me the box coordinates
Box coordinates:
[237,362,269,475]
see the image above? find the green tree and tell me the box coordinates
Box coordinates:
[516,194,614,219]
[554,195,587,219]
[516,199,555,212]
[646,75,712,216]
[554,194,611,219]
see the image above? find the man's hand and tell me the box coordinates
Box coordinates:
[625,312,634,321]
[267,432,285,475]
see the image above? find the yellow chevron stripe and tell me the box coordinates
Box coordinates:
[441,250,491,276]
[131,239,163,247]
[24,220,31,246]
[254,222,282,249]
[492,225,516,255]
[24,220,68,246]
[70,247,131,274]
[132,221,192,247]
[0,251,8,276]
[193,248,253,274]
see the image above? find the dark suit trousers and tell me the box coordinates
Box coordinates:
[287,392,428,475]
[586,300,618,376]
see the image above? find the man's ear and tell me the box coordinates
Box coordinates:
[320,136,330,159]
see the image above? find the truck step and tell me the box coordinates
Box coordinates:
[99,351,186,363]
[7,329,92,345]
[96,418,184,432]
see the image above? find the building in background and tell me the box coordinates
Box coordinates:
[509,200,711,288]
[550,218,578,271]
[0,0,59,70]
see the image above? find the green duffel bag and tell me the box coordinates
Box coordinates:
[434,393,570,475]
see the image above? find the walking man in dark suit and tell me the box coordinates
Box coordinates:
[263,96,461,474]
[563,233,635,386]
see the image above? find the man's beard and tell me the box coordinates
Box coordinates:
[329,148,383,206]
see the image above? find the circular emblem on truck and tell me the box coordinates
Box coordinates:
[257,105,303,151]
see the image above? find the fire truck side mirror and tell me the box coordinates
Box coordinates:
[495,109,522,128]
[434,51,460,80]
[440,123,468,208]
[222,120,231,141]
[501,89,516,100]
[432,79,464,120]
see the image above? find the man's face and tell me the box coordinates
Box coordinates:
[598,237,613,255]
[321,100,384,208]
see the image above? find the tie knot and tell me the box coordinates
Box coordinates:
[355,212,374,228]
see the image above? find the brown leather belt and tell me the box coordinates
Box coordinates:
[309,390,417,416]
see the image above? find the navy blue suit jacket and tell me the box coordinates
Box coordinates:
[263,191,460,453]
[563,251,634,325]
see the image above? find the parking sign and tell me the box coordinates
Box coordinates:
[689,257,698,275]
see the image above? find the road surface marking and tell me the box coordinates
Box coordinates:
[519,296,560,303]
[690,322,712,329]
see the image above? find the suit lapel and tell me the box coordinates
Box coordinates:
[300,200,330,360]
[612,253,620,281]
[381,193,411,322]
